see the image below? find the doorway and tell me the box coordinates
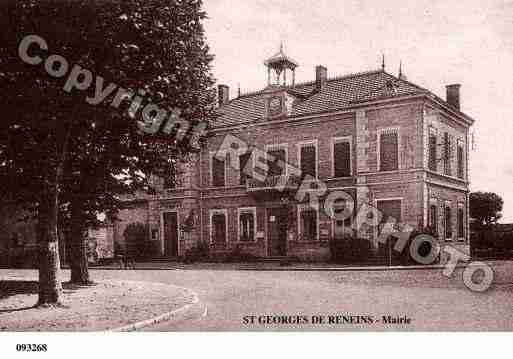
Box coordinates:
[267,207,288,257]
[163,212,179,257]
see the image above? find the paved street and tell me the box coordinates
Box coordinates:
[2,262,513,331]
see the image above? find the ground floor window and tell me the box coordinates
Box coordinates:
[376,199,402,235]
[299,207,318,241]
[238,207,256,242]
[333,198,353,239]
[457,205,465,240]
[210,210,227,244]
[445,204,453,240]
[429,203,438,234]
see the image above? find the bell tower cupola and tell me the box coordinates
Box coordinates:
[264,43,299,87]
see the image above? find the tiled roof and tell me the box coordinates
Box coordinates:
[213,70,428,128]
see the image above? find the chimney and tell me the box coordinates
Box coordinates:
[446,84,461,110]
[218,84,230,106]
[315,65,327,90]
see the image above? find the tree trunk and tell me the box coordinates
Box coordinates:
[69,199,90,285]
[37,187,63,306]
[37,112,72,305]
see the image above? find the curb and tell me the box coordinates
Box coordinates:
[108,286,201,332]
[1,275,202,332]
[85,264,472,272]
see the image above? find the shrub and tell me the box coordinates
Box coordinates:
[330,235,372,264]
[183,241,210,263]
[123,223,149,259]
[224,245,258,263]
[381,227,440,265]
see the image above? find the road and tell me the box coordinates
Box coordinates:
[82,262,513,331]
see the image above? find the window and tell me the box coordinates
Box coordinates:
[333,198,353,239]
[299,143,317,178]
[239,152,252,185]
[445,205,452,240]
[379,130,399,171]
[299,207,318,241]
[163,166,176,189]
[457,141,464,179]
[429,203,438,234]
[211,211,227,244]
[267,148,286,177]
[333,138,351,177]
[212,156,225,187]
[443,132,452,176]
[376,199,402,234]
[268,96,283,117]
[164,177,175,189]
[428,130,437,171]
[457,206,465,239]
[238,208,256,242]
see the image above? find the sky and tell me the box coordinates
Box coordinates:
[203,0,513,222]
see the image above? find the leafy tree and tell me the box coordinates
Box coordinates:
[470,191,504,228]
[0,0,215,303]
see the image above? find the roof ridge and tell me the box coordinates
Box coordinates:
[381,70,430,93]
[236,68,384,100]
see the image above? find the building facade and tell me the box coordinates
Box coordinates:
[112,48,474,262]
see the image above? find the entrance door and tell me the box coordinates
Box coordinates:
[268,207,288,257]
[163,212,178,257]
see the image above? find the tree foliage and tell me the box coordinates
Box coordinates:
[470,191,504,227]
[0,0,216,301]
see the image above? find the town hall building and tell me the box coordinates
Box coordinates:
[112,46,474,262]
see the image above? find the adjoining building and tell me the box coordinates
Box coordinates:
[113,47,474,261]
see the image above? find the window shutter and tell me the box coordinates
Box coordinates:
[445,206,452,238]
[379,132,398,171]
[301,210,317,240]
[458,207,464,238]
[212,157,225,187]
[300,145,316,178]
[267,149,285,177]
[334,141,351,177]
[240,212,254,241]
[239,153,251,185]
[429,204,438,233]
[443,132,451,176]
[457,145,464,179]
[428,134,437,171]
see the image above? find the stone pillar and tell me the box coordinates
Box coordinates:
[355,110,370,173]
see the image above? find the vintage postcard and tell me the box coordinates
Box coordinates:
[0,0,512,357]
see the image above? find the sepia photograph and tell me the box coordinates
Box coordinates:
[0,0,512,356]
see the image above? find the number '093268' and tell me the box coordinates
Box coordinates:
[16,344,48,352]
